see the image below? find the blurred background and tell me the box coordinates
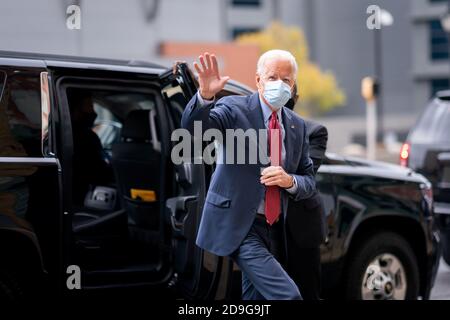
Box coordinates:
[0,0,447,161]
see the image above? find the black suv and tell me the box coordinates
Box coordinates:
[401,90,450,266]
[0,51,440,301]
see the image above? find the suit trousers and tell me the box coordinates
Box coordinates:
[230,214,301,300]
[286,227,322,300]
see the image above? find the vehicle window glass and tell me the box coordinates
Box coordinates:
[0,70,42,157]
[442,166,450,183]
[410,99,450,143]
[67,87,160,206]
[162,81,188,129]
[98,91,159,148]
[68,89,159,153]
[92,101,122,152]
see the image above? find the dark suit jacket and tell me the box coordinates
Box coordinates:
[181,92,316,257]
[286,120,328,248]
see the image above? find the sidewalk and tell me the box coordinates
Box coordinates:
[430,259,450,300]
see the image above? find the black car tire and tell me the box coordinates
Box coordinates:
[344,231,420,300]
[0,269,24,302]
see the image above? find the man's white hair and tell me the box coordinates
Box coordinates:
[256,49,298,78]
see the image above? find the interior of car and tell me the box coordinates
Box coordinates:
[59,74,223,291]
[64,85,179,285]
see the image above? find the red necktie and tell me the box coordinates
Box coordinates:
[265,112,282,225]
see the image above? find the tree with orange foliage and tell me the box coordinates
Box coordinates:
[236,22,346,116]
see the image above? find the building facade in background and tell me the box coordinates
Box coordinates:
[411,0,450,113]
[0,0,447,152]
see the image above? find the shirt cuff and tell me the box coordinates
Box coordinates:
[197,91,215,106]
[285,175,298,194]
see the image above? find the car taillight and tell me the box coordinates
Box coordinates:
[400,142,410,167]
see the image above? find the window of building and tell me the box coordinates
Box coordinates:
[431,78,450,97]
[231,27,260,39]
[429,20,449,61]
[231,0,261,7]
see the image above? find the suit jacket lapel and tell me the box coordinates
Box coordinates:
[246,93,268,166]
[282,108,298,173]
[246,92,265,131]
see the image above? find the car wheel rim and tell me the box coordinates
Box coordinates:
[361,253,407,300]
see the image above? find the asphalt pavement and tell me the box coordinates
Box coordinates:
[430,258,450,300]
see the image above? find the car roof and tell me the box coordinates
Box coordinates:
[0,50,167,74]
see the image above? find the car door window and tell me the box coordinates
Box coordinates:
[0,69,42,157]
[410,99,450,143]
[92,101,122,153]
[162,83,188,130]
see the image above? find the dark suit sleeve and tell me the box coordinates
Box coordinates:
[289,123,316,201]
[181,93,236,134]
[308,125,328,174]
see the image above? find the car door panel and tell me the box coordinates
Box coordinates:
[160,64,223,299]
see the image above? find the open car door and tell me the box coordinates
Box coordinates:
[159,63,229,299]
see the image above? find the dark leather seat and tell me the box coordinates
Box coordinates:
[111,109,162,230]
[71,180,125,233]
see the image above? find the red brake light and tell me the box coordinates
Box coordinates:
[400,142,410,167]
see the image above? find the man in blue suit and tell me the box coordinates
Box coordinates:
[181,50,316,300]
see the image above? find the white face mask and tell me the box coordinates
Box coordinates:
[262,80,292,110]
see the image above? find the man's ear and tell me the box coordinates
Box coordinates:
[255,74,262,91]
